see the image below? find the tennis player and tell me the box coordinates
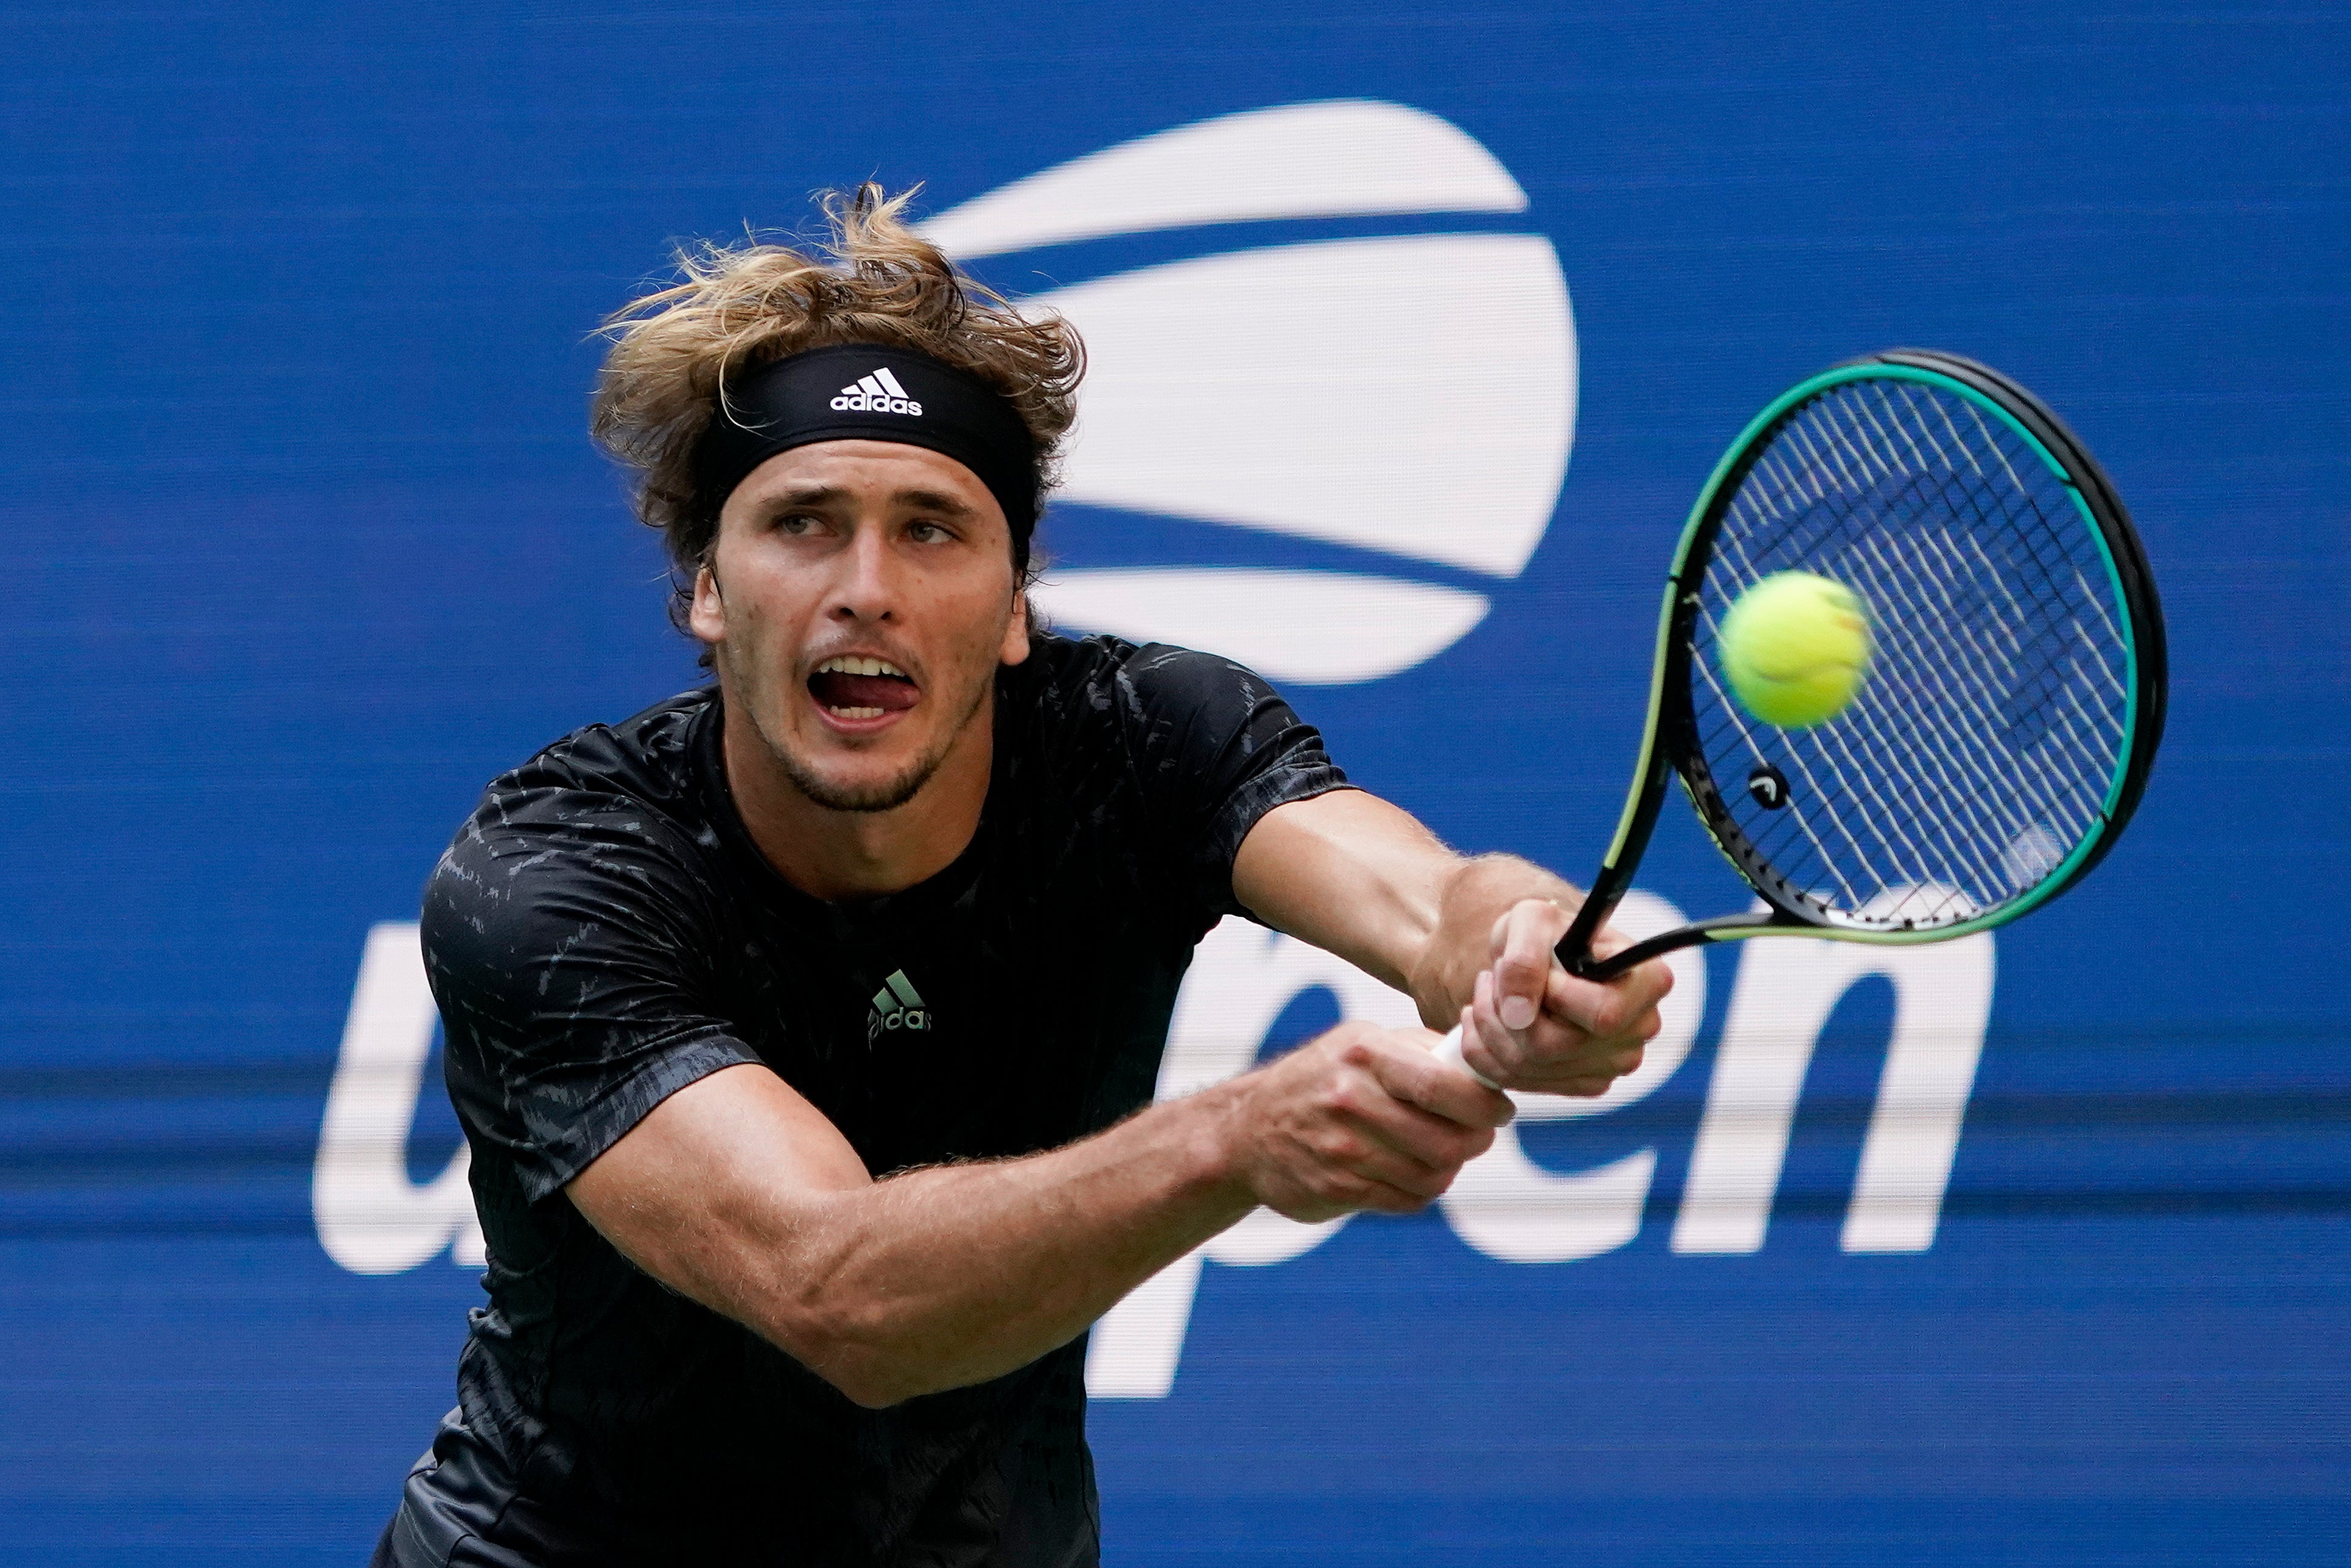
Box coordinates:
[370,187,1672,1568]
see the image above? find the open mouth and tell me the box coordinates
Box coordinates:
[807,655,920,721]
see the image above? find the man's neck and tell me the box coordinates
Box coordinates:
[721,698,993,904]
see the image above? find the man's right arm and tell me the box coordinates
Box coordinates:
[565,1022,1512,1410]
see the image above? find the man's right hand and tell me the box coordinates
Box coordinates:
[1221,1021,1517,1222]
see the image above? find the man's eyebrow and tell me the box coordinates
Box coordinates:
[763,483,852,509]
[895,488,979,519]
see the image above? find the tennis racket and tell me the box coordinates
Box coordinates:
[1434,349,2166,1080]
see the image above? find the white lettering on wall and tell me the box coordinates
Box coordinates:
[1090,897,1998,1397]
[1672,904,1995,1256]
[313,923,485,1274]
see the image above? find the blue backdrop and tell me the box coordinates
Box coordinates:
[3,3,2345,1563]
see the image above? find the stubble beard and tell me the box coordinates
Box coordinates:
[738,649,997,815]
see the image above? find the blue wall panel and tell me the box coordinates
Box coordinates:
[1,2,2344,1562]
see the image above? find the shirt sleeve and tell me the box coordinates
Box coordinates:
[421,784,762,1204]
[1107,640,1356,919]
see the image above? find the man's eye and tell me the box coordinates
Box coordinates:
[908,522,951,544]
[776,513,820,535]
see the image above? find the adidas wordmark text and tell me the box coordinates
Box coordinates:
[830,366,922,416]
[868,969,931,1038]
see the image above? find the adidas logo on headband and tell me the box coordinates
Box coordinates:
[830,367,923,416]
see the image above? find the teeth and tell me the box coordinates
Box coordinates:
[816,655,908,679]
[830,705,885,720]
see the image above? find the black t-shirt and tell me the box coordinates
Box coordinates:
[397,635,1350,1568]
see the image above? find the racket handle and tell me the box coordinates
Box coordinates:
[1555,891,1622,981]
[1429,1024,1502,1091]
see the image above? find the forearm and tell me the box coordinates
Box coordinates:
[1230,791,1456,1003]
[1232,793,1582,1029]
[727,1088,1255,1407]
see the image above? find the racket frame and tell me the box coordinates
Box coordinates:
[1561,350,2167,981]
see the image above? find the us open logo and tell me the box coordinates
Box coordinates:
[919,100,1576,685]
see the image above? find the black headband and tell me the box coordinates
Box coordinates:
[692,343,1039,569]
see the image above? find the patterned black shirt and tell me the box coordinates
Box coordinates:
[384,635,1350,1568]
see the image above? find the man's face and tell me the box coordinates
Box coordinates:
[691,440,1029,813]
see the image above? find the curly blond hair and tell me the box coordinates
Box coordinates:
[590,183,1084,613]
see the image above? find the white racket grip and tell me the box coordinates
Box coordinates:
[1430,1024,1502,1091]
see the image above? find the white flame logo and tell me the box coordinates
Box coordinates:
[920,100,1576,684]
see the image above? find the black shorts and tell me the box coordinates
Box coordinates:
[371,1411,605,1568]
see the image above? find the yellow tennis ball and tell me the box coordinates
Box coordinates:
[1718,572,1872,729]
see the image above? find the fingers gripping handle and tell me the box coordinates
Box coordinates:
[1431,1025,1502,1091]
[1556,894,1620,981]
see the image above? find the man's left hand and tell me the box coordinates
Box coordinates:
[1404,858,1673,1096]
[1454,896,1673,1094]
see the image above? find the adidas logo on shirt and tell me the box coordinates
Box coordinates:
[831,367,923,416]
[867,969,931,1040]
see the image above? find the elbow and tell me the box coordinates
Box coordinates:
[830,1361,927,1411]
[805,1345,941,1412]
[753,1294,937,1410]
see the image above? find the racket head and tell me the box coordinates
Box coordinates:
[1647,349,2167,943]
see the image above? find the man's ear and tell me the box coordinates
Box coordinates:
[1000,589,1033,668]
[688,563,726,648]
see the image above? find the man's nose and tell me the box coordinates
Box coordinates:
[828,525,898,621]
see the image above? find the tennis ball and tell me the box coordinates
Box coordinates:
[1718,572,1872,729]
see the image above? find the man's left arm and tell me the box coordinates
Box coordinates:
[1230,790,1674,1096]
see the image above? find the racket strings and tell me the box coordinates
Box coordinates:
[1705,509,2013,923]
[1730,388,2119,913]
[1733,411,2111,908]
[1686,376,2131,927]
[1773,391,2125,894]
[1718,459,2033,910]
